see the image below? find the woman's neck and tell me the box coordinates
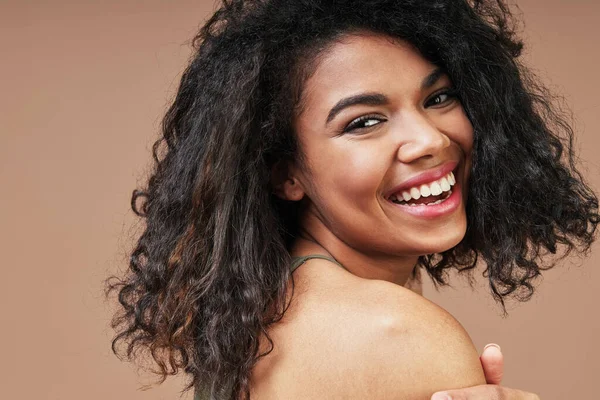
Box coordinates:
[292,217,420,287]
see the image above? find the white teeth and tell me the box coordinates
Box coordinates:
[448,172,456,185]
[410,187,421,200]
[440,177,450,192]
[389,171,457,203]
[430,181,442,196]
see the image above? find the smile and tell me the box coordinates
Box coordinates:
[385,168,463,218]
[388,171,455,206]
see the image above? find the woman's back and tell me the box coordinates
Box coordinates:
[248,256,486,399]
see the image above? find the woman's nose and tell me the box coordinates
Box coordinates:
[395,111,451,163]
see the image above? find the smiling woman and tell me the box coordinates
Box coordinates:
[284,35,474,275]
[106,1,599,399]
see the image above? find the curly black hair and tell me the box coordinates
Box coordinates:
[106,0,599,399]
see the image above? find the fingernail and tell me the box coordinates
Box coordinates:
[431,393,452,400]
[484,343,501,352]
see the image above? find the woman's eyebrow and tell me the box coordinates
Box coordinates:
[325,68,447,126]
[421,67,446,90]
[326,93,389,125]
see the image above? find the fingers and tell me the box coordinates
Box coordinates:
[480,343,504,385]
[431,385,541,400]
[431,385,502,400]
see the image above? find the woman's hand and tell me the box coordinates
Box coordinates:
[430,344,541,400]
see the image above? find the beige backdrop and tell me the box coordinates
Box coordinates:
[1,1,598,399]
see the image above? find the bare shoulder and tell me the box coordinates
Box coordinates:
[355,278,486,398]
[250,260,485,399]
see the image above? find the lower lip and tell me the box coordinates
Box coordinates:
[387,178,462,218]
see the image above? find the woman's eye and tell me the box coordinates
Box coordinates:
[425,89,458,108]
[343,116,385,133]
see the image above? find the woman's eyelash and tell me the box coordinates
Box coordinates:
[341,89,459,133]
[343,115,386,133]
[425,88,459,107]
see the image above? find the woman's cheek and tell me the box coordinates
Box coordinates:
[330,145,386,201]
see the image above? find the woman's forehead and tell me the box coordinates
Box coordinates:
[297,33,444,121]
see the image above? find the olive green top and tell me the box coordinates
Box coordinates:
[193,254,345,400]
[289,253,345,272]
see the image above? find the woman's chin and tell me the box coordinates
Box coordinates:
[408,227,466,256]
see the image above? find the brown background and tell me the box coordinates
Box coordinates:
[1,1,598,399]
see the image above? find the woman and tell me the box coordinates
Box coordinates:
[107,0,599,399]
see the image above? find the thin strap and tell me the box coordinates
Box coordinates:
[290,254,346,273]
[192,256,345,400]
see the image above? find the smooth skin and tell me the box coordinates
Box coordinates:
[404,279,540,399]
[253,32,540,399]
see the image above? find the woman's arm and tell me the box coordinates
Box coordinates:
[356,280,486,399]
[431,344,541,399]
[402,272,540,399]
[278,277,486,399]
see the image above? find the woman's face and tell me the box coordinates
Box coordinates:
[285,32,473,259]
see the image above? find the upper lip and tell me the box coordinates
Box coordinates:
[384,160,458,199]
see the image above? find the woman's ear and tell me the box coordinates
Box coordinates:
[271,160,305,201]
